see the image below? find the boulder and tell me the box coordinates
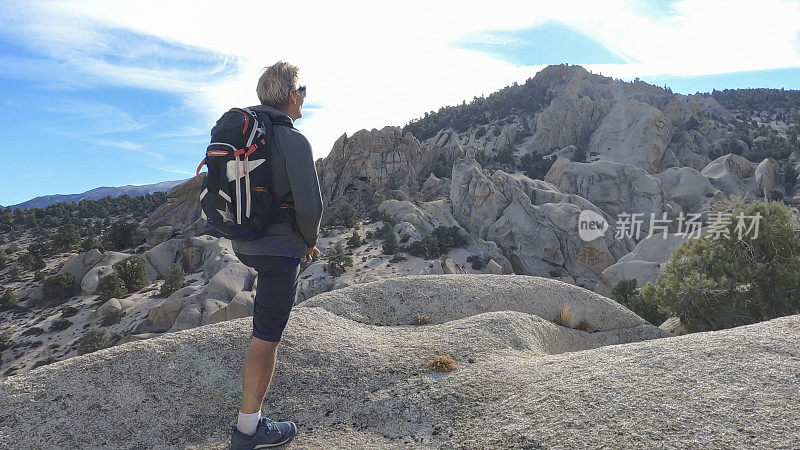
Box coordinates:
[655,166,725,213]
[201,262,255,303]
[147,286,200,331]
[58,249,104,287]
[700,153,758,200]
[200,298,227,325]
[146,226,173,246]
[484,259,503,275]
[754,157,781,197]
[587,98,671,173]
[168,302,202,332]
[95,298,123,317]
[418,173,451,201]
[210,291,255,323]
[529,95,612,153]
[295,263,336,304]
[659,316,687,335]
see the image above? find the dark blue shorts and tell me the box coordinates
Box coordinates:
[234,252,302,342]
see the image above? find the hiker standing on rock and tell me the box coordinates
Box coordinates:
[228,61,323,449]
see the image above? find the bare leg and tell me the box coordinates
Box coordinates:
[240,336,280,414]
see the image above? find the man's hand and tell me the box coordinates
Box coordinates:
[305,246,320,263]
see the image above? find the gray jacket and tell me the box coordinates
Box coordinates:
[232,105,323,258]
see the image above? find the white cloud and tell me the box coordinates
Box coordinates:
[4,0,799,162]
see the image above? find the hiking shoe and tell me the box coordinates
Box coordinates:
[230,416,297,449]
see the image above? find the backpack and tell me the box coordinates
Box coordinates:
[195,106,296,241]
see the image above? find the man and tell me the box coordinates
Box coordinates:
[229,60,323,449]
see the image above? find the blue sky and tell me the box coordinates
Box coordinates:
[1,0,799,206]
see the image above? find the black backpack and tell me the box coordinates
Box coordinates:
[195,106,296,241]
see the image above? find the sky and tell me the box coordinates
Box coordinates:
[1,0,799,206]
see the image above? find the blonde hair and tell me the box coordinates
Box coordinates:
[256,61,299,109]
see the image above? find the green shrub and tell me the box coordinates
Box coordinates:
[520,152,557,180]
[408,227,467,259]
[610,278,666,326]
[346,230,362,249]
[408,236,440,259]
[33,270,45,281]
[80,237,103,252]
[101,308,126,326]
[642,199,800,332]
[19,252,45,271]
[52,223,80,252]
[159,263,185,298]
[96,273,128,301]
[784,161,798,193]
[572,147,587,163]
[431,226,467,251]
[0,251,7,270]
[326,242,353,277]
[1,289,17,311]
[49,318,72,332]
[382,225,399,255]
[102,221,139,251]
[113,255,147,293]
[7,265,22,281]
[42,273,76,302]
[330,202,359,228]
[77,329,111,355]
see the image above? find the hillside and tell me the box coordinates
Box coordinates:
[1,275,797,449]
[3,63,800,378]
[5,179,187,210]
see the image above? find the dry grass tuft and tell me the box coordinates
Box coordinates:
[576,320,594,333]
[412,314,430,325]
[427,354,457,372]
[556,305,575,328]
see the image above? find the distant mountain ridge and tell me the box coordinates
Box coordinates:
[5,179,189,210]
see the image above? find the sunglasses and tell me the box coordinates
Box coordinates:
[295,85,306,98]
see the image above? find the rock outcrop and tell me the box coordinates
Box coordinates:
[586,99,671,173]
[451,149,630,287]
[2,275,797,449]
[595,232,690,295]
[545,157,678,235]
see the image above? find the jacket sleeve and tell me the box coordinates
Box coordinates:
[281,128,324,248]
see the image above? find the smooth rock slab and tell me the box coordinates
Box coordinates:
[1,275,797,449]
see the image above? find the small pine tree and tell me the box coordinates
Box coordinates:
[573,147,587,163]
[8,265,22,281]
[53,223,80,252]
[159,263,185,298]
[346,230,362,249]
[42,273,76,302]
[112,255,148,293]
[330,202,359,228]
[382,226,399,255]
[96,273,128,301]
[1,289,17,311]
[77,329,111,355]
[327,242,353,277]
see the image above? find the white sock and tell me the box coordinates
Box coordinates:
[236,410,261,436]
